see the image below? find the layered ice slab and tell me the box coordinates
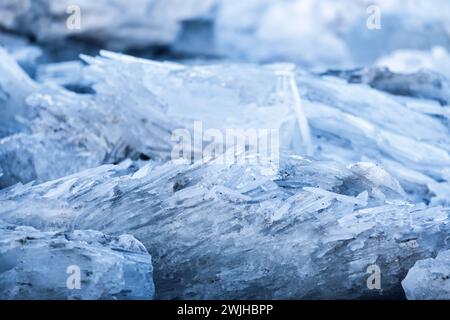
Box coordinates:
[0,220,154,300]
[1,155,449,299]
[402,250,450,300]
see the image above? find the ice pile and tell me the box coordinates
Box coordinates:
[1,151,449,299]
[3,49,450,208]
[0,220,154,300]
[1,46,450,299]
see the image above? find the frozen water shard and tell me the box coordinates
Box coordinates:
[0,50,179,188]
[272,64,313,156]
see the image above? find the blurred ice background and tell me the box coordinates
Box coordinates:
[1,0,450,71]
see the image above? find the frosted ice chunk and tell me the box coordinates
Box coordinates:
[402,250,450,300]
[0,220,154,300]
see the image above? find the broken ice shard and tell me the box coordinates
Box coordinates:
[0,48,179,188]
[271,64,313,156]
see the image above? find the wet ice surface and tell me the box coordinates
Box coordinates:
[1,0,450,300]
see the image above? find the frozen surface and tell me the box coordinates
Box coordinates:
[402,250,450,300]
[0,220,154,300]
